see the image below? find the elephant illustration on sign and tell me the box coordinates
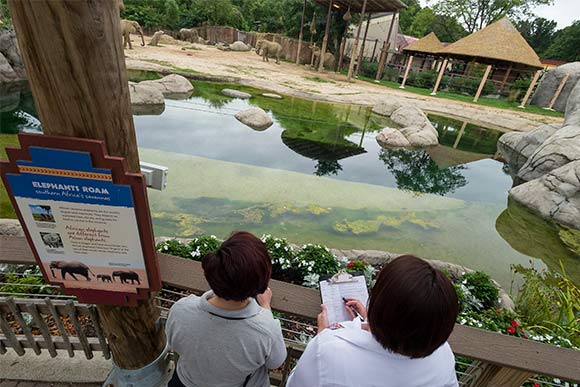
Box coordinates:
[255,40,282,64]
[50,261,95,281]
[120,19,145,49]
[97,274,113,283]
[112,270,141,285]
[41,232,63,248]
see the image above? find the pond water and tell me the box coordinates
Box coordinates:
[1,80,578,288]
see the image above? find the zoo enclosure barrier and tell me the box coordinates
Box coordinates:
[1,235,580,387]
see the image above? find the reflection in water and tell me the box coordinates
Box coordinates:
[379,149,468,196]
[429,114,502,155]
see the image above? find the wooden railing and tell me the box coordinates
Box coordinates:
[1,235,580,386]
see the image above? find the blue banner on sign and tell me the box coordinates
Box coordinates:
[7,147,134,208]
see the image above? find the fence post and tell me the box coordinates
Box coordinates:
[347,0,369,81]
[400,55,414,89]
[546,73,569,110]
[473,64,492,102]
[296,0,307,65]
[7,0,166,371]
[431,58,448,95]
[318,0,333,72]
[375,11,398,81]
[518,70,542,108]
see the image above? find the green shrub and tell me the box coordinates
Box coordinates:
[458,309,524,336]
[447,76,495,96]
[460,271,499,310]
[156,239,192,258]
[406,70,438,89]
[294,244,339,278]
[358,61,379,79]
[507,78,531,102]
[189,235,221,261]
[382,66,400,82]
[0,267,59,297]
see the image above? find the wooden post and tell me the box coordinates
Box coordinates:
[546,73,569,110]
[346,0,369,81]
[400,55,414,88]
[336,35,347,72]
[296,0,308,65]
[473,64,492,102]
[371,39,379,62]
[518,70,542,108]
[430,58,448,94]
[375,11,398,81]
[466,59,476,76]
[469,363,533,387]
[318,0,333,72]
[499,64,512,92]
[7,0,165,369]
[355,13,372,77]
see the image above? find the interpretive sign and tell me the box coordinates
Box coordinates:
[0,134,161,306]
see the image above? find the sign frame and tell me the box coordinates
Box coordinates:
[0,133,161,306]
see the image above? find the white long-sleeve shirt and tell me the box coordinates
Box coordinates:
[287,320,459,387]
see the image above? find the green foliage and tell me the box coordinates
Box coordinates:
[458,309,524,336]
[189,235,221,261]
[516,17,558,56]
[446,76,495,96]
[345,259,370,273]
[294,244,339,278]
[507,78,531,102]
[358,61,379,79]
[156,239,193,258]
[261,234,294,279]
[460,271,499,310]
[0,0,11,27]
[382,66,400,82]
[164,0,180,30]
[407,70,438,89]
[0,267,60,297]
[543,21,580,62]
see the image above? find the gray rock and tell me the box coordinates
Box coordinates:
[376,128,411,147]
[235,108,273,131]
[230,41,250,52]
[518,125,580,182]
[0,28,25,83]
[390,106,430,128]
[140,74,194,99]
[128,82,165,115]
[564,78,580,126]
[372,100,402,117]
[531,62,580,112]
[0,52,18,83]
[262,93,282,99]
[0,219,24,236]
[498,124,560,173]
[222,88,252,99]
[510,160,580,229]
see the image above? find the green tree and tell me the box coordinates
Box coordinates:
[516,17,557,56]
[430,14,468,42]
[408,7,436,38]
[164,0,180,30]
[543,21,580,62]
[399,0,422,35]
[431,0,554,33]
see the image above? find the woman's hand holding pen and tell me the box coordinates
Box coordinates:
[344,298,368,320]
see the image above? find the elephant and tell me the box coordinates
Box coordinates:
[179,28,199,43]
[50,261,95,281]
[149,30,164,46]
[112,270,141,285]
[310,45,335,70]
[255,40,282,65]
[120,19,145,49]
[97,274,113,283]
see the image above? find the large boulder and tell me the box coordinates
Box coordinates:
[564,78,580,126]
[222,88,252,99]
[235,108,273,131]
[0,52,18,83]
[230,41,250,52]
[375,106,439,148]
[140,74,194,99]
[509,160,580,229]
[530,62,580,112]
[128,82,165,115]
[390,106,430,128]
[372,100,402,117]
[0,28,26,83]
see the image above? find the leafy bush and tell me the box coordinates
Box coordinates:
[0,267,59,297]
[358,61,379,78]
[458,271,499,311]
[189,235,221,261]
[261,234,295,279]
[294,244,339,279]
[382,66,400,82]
[507,78,531,102]
[407,70,438,89]
[458,309,524,336]
[447,76,495,96]
[156,239,192,258]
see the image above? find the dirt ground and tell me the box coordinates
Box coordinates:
[125,36,563,132]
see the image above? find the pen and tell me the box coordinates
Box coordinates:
[342,297,363,320]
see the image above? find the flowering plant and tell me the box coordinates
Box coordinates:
[156,239,192,258]
[188,235,221,261]
[293,244,339,278]
[261,234,294,278]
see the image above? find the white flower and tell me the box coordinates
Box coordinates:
[163,245,169,251]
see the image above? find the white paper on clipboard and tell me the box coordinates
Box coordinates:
[320,275,369,325]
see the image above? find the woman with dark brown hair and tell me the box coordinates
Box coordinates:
[166,231,287,387]
[287,255,460,387]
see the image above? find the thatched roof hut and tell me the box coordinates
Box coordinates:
[440,17,543,69]
[403,32,444,55]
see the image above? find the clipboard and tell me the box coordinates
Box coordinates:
[320,270,369,325]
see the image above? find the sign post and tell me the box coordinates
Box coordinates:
[6,0,168,384]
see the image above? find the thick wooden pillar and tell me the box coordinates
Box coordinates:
[518,70,542,108]
[375,11,398,81]
[546,73,569,110]
[473,64,492,102]
[430,58,448,94]
[296,0,308,65]
[318,0,333,72]
[355,13,372,77]
[347,0,369,81]
[336,35,347,72]
[7,0,165,370]
[400,55,414,88]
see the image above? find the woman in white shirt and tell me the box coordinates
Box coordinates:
[287,255,460,387]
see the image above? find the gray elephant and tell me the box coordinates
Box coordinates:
[50,261,95,281]
[179,28,199,43]
[120,19,145,49]
[149,30,164,46]
[310,45,335,70]
[255,39,282,65]
[112,270,141,284]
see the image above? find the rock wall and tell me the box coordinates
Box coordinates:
[530,62,580,112]
[0,27,26,83]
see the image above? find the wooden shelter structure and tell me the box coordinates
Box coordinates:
[431,17,544,104]
[313,0,406,80]
[399,32,444,88]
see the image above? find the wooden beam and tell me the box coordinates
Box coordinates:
[336,35,347,72]
[296,0,308,65]
[473,64,492,102]
[518,70,542,108]
[430,58,447,95]
[375,11,398,81]
[6,0,164,370]
[399,55,414,88]
[469,363,533,387]
[499,64,512,92]
[318,0,334,72]
[546,73,569,110]
[347,0,369,81]
[453,121,467,149]
[355,13,372,77]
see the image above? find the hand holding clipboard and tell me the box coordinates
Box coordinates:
[320,270,369,325]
